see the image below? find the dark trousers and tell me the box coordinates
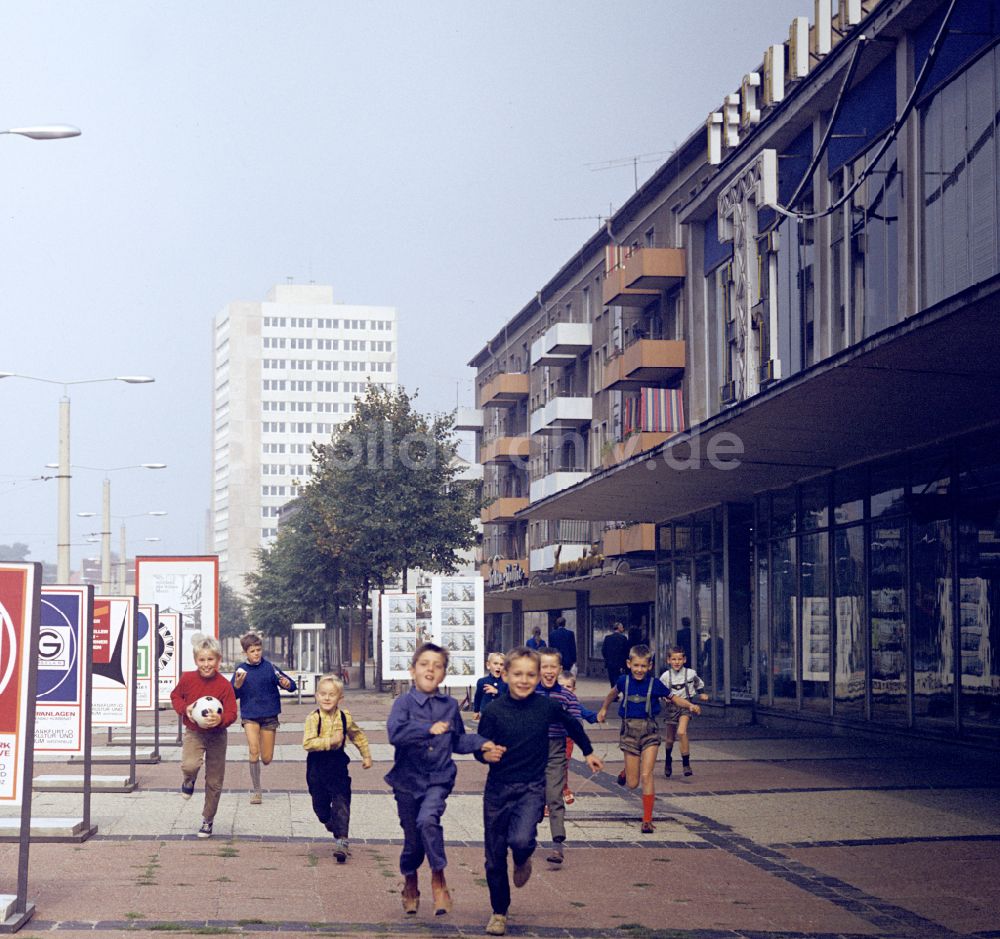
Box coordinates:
[483,778,545,915]
[394,783,451,874]
[306,750,352,839]
[606,664,623,686]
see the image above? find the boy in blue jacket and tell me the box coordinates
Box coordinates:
[473,652,508,720]
[232,632,296,803]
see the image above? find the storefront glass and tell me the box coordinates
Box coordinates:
[833,525,866,717]
[870,521,908,724]
[800,530,830,709]
[771,536,797,703]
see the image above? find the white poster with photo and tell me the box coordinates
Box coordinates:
[432,575,484,688]
[136,556,218,673]
[381,593,419,680]
[92,595,135,727]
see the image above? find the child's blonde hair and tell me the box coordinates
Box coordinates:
[191,632,221,658]
[316,674,344,696]
[557,669,576,687]
[486,651,505,666]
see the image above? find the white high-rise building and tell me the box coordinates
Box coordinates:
[212,284,397,592]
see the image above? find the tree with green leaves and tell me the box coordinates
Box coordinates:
[308,384,482,687]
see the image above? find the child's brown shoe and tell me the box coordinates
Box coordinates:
[512,857,532,887]
[641,820,656,834]
[431,870,452,915]
[401,873,419,915]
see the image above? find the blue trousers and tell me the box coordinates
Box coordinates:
[393,784,451,874]
[483,778,545,915]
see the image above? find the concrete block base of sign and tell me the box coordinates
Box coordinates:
[0,816,97,842]
[0,896,34,933]
[33,774,136,793]
[70,747,158,764]
[108,731,181,746]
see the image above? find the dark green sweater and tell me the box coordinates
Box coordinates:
[476,691,593,784]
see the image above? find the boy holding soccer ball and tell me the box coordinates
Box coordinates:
[170,632,237,838]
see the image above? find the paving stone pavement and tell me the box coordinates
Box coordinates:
[1,677,998,938]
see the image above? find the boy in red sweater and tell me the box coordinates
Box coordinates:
[170,632,237,838]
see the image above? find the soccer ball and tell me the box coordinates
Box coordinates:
[190,695,224,728]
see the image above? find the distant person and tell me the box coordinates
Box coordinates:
[547,616,577,674]
[627,622,644,649]
[525,626,545,651]
[232,631,296,804]
[171,632,237,839]
[303,674,372,862]
[473,653,508,720]
[676,616,693,662]
[601,621,630,686]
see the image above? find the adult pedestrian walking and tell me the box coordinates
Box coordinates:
[601,621,629,686]
[548,616,577,674]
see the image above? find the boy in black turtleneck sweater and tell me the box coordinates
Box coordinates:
[475,647,603,936]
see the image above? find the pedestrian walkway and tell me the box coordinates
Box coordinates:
[1,681,998,937]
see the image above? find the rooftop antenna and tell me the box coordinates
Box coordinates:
[587,150,672,192]
[554,203,615,226]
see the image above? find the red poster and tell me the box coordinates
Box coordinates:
[92,600,112,664]
[0,568,28,735]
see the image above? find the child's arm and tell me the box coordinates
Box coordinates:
[169,676,188,717]
[595,683,621,723]
[554,704,603,773]
[345,711,373,768]
[386,695,433,746]
[449,703,489,755]
[472,678,486,715]
[303,711,328,751]
[580,704,599,724]
[274,665,297,692]
[692,670,708,701]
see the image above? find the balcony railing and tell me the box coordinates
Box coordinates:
[479,435,531,464]
[600,432,673,468]
[622,247,686,291]
[478,372,529,409]
[529,395,593,435]
[481,497,529,523]
[602,340,686,391]
[602,524,656,556]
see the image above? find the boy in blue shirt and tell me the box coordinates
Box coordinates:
[597,644,700,833]
[473,652,508,720]
[386,643,503,917]
[231,632,296,804]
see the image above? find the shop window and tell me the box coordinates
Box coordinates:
[801,476,830,530]
[770,537,797,704]
[834,465,867,525]
[800,531,830,709]
[870,521,909,724]
[833,525,867,717]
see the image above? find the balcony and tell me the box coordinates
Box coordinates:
[529,396,593,435]
[600,431,672,468]
[529,470,590,504]
[454,406,483,431]
[481,497,529,524]
[478,372,529,408]
[530,336,574,368]
[530,322,592,367]
[479,436,530,464]
[602,524,656,556]
[602,339,686,391]
[530,542,588,573]
[622,247,686,291]
[602,264,658,307]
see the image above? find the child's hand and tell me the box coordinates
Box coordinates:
[278,675,292,689]
[481,741,505,763]
[429,720,450,735]
[596,708,607,723]
[472,713,480,721]
[484,684,498,695]
[233,669,246,689]
[689,704,701,716]
[585,753,604,773]
[201,712,222,728]
[362,757,373,770]
[699,693,709,701]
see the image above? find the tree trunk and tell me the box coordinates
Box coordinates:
[358,578,370,689]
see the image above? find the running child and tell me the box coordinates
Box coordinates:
[385,642,503,917]
[556,670,597,805]
[476,646,602,936]
[303,674,372,862]
[597,644,700,834]
[659,645,709,777]
[231,631,297,803]
[170,632,237,839]
[473,652,508,720]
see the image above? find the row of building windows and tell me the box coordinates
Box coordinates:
[261,379,383,393]
[261,485,290,496]
[262,401,346,413]
[262,419,348,434]
[263,316,393,330]
[262,337,394,352]
[263,359,393,373]
[261,464,314,476]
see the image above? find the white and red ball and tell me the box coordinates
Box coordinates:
[190,695,224,728]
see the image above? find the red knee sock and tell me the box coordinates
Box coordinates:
[642,793,654,823]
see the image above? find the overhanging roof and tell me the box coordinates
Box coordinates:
[523,276,1000,524]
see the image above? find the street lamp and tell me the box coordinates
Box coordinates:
[0,370,155,581]
[0,124,81,141]
[74,467,167,592]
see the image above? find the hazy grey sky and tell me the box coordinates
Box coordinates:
[0,1,806,570]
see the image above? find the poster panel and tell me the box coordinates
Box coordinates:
[91,596,135,727]
[156,610,181,704]
[382,593,419,680]
[432,575,484,688]
[136,556,219,673]
[0,562,41,803]
[136,603,158,711]
[35,585,91,752]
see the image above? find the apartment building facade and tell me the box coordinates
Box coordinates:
[469,0,1000,740]
[212,284,397,592]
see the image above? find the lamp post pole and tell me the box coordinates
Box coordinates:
[57,396,71,582]
[101,478,112,593]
